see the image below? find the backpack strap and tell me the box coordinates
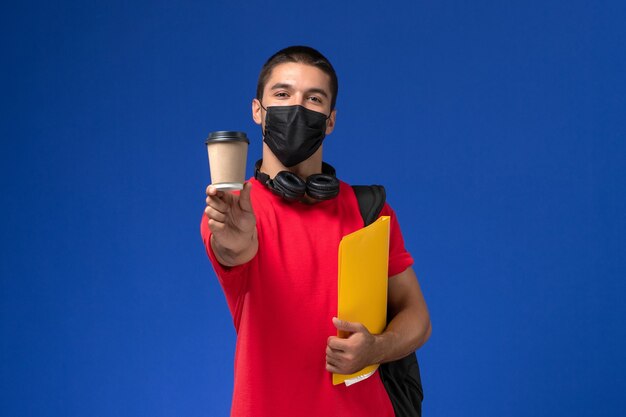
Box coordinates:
[351,185,386,226]
[352,183,424,417]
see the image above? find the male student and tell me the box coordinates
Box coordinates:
[201,45,431,417]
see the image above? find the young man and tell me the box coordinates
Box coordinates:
[201,46,431,417]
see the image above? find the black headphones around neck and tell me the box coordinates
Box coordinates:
[254,159,340,201]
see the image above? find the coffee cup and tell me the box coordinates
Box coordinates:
[205,131,249,191]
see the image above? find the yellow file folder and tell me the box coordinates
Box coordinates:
[333,216,390,386]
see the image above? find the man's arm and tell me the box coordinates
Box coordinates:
[378,266,432,360]
[326,266,431,374]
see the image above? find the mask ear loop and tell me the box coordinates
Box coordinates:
[257,100,268,138]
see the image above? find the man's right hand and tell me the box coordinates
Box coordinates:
[205,182,258,267]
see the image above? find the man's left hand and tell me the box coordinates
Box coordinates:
[325,317,380,374]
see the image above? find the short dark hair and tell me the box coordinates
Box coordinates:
[256,46,339,110]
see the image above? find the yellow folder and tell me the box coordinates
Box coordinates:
[333,216,390,385]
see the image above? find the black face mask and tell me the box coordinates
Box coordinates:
[261,104,330,167]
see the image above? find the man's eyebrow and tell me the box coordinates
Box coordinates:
[270,83,294,90]
[269,83,329,98]
[306,88,329,98]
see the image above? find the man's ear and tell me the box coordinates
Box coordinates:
[252,98,263,125]
[325,109,337,135]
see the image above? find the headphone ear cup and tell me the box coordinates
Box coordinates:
[270,171,307,201]
[306,174,340,200]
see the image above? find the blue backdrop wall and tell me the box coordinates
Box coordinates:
[2,1,625,416]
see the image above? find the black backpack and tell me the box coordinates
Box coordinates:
[352,185,424,417]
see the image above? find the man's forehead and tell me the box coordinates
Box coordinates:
[265,62,331,92]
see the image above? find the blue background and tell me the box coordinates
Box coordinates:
[2,1,625,416]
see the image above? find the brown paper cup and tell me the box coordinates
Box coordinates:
[205,131,249,191]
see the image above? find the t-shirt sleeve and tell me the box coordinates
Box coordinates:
[200,213,250,302]
[380,203,414,277]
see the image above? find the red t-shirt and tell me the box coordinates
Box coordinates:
[200,177,414,417]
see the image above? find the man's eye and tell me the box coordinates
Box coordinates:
[308,96,322,103]
[275,92,289,98]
